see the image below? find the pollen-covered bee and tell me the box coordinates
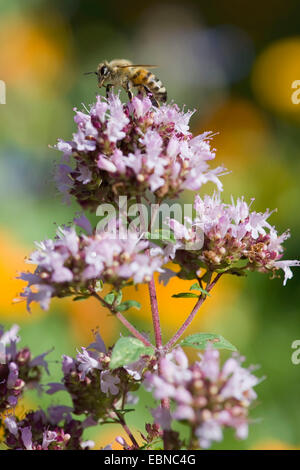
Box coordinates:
[85,59,167,107]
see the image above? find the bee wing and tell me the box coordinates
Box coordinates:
[119,64,158,69]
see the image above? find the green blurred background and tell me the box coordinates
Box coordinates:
[0,0,299,450]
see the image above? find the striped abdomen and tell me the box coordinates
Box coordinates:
[130,68,167,104]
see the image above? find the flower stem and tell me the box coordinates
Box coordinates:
[92,292,154,348]
[112,407,139,449]
[136,196,164,352]
[165,273,222,351]
[148,277,163,351]
[147,276,170,412]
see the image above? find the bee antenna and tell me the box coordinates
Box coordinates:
[84,71,98,75]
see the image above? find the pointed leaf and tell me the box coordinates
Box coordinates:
[189,283,211,296]
[180,333,237,352]
[172,292,199,299]
[115,300,141,312]
[104,292,115,305]
[73,294,90,301]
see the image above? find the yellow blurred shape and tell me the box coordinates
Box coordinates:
[94,426,142,450]
[0,13,73,94]
[0,229,34,321]
[253,439,299,450]
[199,98,270,170]
[0,396,36,443]
[252,37,300,115]
[66,288,120,347]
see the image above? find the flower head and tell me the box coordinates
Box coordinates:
[165,193,300,284]
[18,225,163,311]
[4,408,94,450]
[49,331,151,421]
[54,93,225,209]
[145,346,261,449]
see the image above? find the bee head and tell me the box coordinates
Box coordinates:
[96,63,111,87]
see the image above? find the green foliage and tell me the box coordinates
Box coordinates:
[180,333,237,352]
[189,283,211,296]
[172,292,199,298]
[115,300,141,312]
[110,337,154,369]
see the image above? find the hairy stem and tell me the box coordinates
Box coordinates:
[111,407,139,448]
[148,277,163,351]
[165,273,222,351]
[147,276,170,413]
[92,292,154,348]
[136,196,164,353]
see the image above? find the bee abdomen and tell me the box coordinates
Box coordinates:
[131,69,167,104]
[146,77,167,103]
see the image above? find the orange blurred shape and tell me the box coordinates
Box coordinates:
[66,292,120,347]
[252,37,300,116]
[252,439,299,450]
[94,426,142,450]
[198,98,270,170]
[0,13,73,93]
[124,266,239,341]
[0,229,34,321]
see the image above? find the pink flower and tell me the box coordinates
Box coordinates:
[274,260,300,286]
[145,347,260,448]
[105,93,129,143]
[19,225,164,311]
[76,348,102,379]
[62,355,76,374]
[151,407,172,430]
[165,193,299,285]
[54,93,224,210]
[199,347,220,382]
[20,427,33,450]
[100,370,120,395]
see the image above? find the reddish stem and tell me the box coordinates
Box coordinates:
[147,276,169,413]
[112,407,139,449]
[165,273,222,351]
[148,276,163,351]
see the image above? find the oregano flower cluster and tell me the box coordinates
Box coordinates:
[54,94,225,209]
[4,92,298,451]
[165,193,300,284]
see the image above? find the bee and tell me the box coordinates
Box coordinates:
[84,59,167,107]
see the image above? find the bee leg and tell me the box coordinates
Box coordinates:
[143,85,159,107]
[132,84,159,107]
[125,81,133,101]
[106,84,112,98]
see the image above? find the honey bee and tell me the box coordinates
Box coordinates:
[85,59,167,107]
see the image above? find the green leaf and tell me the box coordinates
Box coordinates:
[115,300,141,312]
[115,290,123,305]
[73,294,90,301]
[180,333,237,352]
[104,292,115,305]
[104,290,123,306]
[172,292,199,298]
[110,337,154,369]
[189,283,211,296]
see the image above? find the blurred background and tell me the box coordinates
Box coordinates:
[0,0,300,450]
